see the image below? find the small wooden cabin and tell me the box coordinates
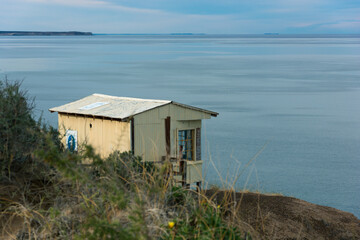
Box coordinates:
[49,94,218,185]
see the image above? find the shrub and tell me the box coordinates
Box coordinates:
[104,150,156,186]
[0,79,38,175]
[166,186,188,206]
[0,78,62,177]
[162,203,247,240]
[0,79,250,240]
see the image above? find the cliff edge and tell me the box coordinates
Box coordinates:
[206,189,360,240]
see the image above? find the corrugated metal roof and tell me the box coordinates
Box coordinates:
[49,93,218,120]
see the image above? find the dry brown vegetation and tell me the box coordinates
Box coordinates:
[1,79,359,240]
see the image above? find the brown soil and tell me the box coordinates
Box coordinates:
[205,189,360,240]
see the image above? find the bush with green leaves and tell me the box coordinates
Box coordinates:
[104,150,157,186]
[38,140,158,239]
[0,79,250,240]
[0,79,62,179]
[0,79,37,175]
[162,203,248,240]
[166,186,188,206]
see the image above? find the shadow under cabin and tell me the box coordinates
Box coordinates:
[49,93,218,188]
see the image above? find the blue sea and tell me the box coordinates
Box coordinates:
[0,34,359,217]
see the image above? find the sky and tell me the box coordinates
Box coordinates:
[0,0,359,34]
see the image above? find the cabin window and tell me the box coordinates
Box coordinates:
[178,129,194,160]
[196,128,201,160]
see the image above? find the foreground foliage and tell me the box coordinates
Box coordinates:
[0,79,249,239]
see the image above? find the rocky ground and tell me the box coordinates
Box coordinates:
[205,189,360,240]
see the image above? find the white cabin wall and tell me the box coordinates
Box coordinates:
[133,108,164,162]
[134,104,209,162]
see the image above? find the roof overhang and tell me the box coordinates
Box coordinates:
[49,94,219,120]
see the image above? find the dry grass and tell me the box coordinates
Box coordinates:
[2,80,359,239]
[2,138,359,240]
[0,140,252,239]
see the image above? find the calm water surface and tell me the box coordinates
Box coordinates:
[1,35,359,217]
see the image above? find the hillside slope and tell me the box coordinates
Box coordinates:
[206,189,360,239]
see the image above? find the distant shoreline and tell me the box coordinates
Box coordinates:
[0,31,92,36]
[93,33,360,38]
[1,32,359,38]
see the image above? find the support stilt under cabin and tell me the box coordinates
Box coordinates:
[49,94,218,187]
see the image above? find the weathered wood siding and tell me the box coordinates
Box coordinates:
[58,113,131,157]
[57,102,210,184]
[133,107,165,162]
[133,103,210,163]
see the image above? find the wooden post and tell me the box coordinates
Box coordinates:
[179,159,187,187]
[131,118,135,153]
[165,116,171,160]
[196,182,201,192]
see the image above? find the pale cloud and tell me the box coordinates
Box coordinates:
[287,18,360,34]
[270,0,328,7]
[21,0,163,13]
[293,22,319,28]
[263,8,298,13]
[293,18,360,28]
[1,0,359,33]
[261,0,332,14]
[23,0,108,6]
[323,21,360,30]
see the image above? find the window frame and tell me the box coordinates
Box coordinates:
[177,129,195,161]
